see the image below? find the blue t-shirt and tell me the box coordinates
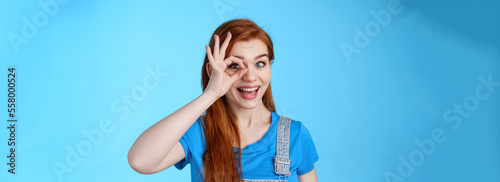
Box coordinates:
[174,111,319,182]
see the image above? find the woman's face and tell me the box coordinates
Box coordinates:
[224,38,271,110]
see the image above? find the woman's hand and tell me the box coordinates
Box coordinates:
[204,31,248,98]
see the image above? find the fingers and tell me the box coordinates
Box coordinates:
[220,31,231,57]
[230,67,247,82]
[205,45,215,64]
[226,55,247,82]
[206,32,234,74]
[224,56,245,69]
[214,32,232,63]
[213,34,220,62]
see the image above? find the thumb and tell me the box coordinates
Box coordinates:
[230,68,247,82]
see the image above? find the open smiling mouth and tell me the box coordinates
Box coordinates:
[237,86,260,100]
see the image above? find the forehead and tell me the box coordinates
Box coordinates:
[229,39,268,59]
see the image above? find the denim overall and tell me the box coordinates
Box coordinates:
[239,116,292,182]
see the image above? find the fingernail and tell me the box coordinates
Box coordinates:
[227,31,230,35]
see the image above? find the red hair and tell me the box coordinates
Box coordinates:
[200,18,276,182]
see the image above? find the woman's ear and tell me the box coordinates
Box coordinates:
[205,63,211,78]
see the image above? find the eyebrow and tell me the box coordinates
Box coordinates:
[232,53,269,60]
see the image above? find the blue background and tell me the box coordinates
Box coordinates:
[1,0,499,181]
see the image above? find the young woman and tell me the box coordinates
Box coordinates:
[128,18,319,182]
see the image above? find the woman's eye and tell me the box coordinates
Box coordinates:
[229,64,240,69]
[256,61,266,68]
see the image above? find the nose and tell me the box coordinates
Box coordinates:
[242,66,258,81]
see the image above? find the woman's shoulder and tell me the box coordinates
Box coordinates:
[275,112,319,166]
[274,112,311,138]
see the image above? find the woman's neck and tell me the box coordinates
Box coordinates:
[229,102,271,128]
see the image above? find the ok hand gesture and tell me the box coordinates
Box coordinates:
[204,31,248,98]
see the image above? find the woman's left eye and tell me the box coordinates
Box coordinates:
[256,61,266,68]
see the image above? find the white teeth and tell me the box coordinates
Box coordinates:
[239,87,259,92]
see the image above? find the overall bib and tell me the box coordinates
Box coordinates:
[239,116,292,182]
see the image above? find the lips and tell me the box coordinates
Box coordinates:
[237,85,260,100]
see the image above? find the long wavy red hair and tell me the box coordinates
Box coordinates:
[200,18,276,182]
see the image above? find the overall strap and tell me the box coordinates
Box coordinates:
[274,116,292,178]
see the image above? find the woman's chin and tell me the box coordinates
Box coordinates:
[237,100,260,109]
[227,95,262,109]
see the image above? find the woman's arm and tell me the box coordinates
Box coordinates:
[299,167,318,182]
[127,91,218,174]
[127,31,247,174]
